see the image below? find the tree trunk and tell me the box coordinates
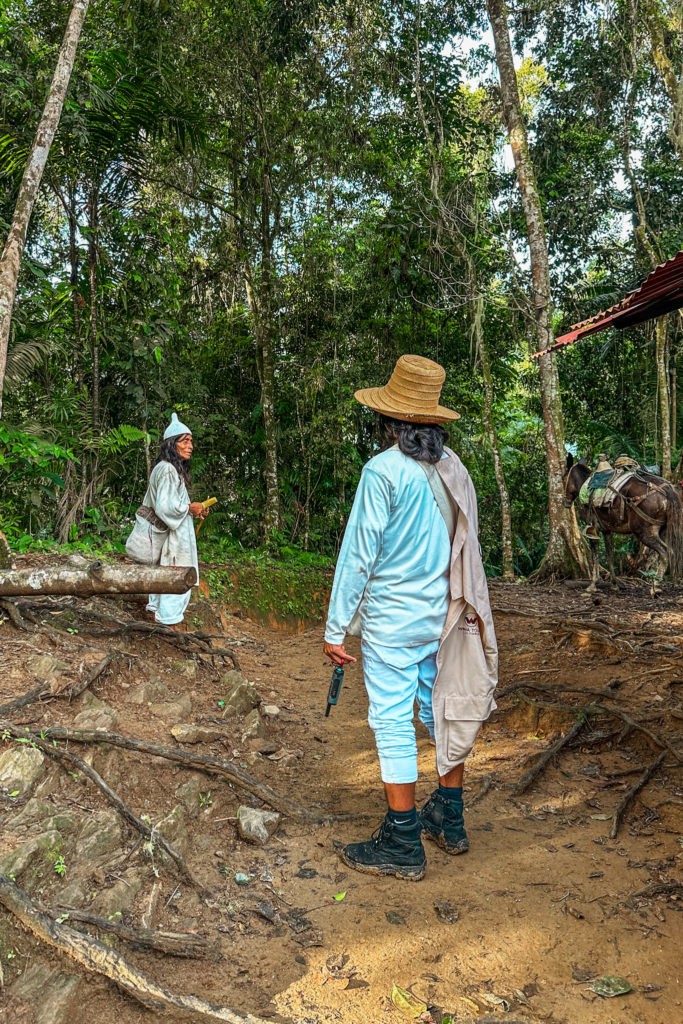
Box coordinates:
[88,186,100,427]
[244,244,280,542]
[486,0,588,577]
[0,563,197,597]
[645,0,683,164]
[66,180,83,385]
[0,0,90,417]
[656,316,672,478]
[475,294,515,577]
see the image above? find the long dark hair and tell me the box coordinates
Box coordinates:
[154,437,191,486]
[379,415,448,464]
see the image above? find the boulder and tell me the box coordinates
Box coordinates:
[170,723,227,744]
[91,869,144,917]
[8,962,80,1024]
[11,798,77,835]
[170,659,198,681]
[220,671,260,717]
[151,695,193,721]
[73,696,118,731]
[0,744,45,797]
[236,806,280,845]
[129,677,174,704]
[75,809,122,864]
[262,704,281,718]
[175,773,208,817]
[157,804,188,855]
[241,709,266,742]
[0,829,62,881]
[27,655,70,681]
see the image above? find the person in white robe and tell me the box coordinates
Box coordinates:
[144,414,208,627]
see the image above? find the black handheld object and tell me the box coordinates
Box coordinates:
[325,665,344,717]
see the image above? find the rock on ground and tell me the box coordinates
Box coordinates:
[236,805,280,845]
[0,745,45,797]
[170,723,227,744]
[220,671,260,716]
[8,962,81,1024]
[241,709,265,741]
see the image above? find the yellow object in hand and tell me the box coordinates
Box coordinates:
[201,497,218,510]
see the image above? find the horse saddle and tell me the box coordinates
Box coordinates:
[580,469,635,508]
[587,469,615,491]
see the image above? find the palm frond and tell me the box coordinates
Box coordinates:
[5,337,54,387]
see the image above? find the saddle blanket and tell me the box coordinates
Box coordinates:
[579,470,634,508]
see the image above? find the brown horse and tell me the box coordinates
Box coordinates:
[563,454,683,583]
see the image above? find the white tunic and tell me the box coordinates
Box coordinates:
[143,461,198,625]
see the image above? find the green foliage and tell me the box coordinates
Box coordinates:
[1,0,681,577]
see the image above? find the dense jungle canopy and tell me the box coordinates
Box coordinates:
[1,0,682,575]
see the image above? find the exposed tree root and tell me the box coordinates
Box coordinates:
[0,598,33,631]
[0,650,116,717]
[496,680,621,701]
[513,716,588,795]
[0,720,201,892]
[36,602,241,669]
[610,750,667,838]
[47,905,218,959]
[630,881,683,900]
[29,724,328,822]
[0,873,274,1022]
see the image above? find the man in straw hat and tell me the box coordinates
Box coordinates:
[323,355,497,880]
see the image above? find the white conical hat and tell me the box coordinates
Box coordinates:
[163,412,192,440]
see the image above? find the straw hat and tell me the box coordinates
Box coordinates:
[354,354,460,423]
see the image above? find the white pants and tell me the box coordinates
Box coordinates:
[361,639,439,784]
[146,590,191,626]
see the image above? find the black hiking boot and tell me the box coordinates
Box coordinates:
[340,814,427,881]
[419,789,469,855]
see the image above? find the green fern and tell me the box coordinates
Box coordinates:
[97,425,148,454]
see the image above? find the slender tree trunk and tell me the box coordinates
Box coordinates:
[60,180,83,385]
[88,187,100,428]
[0,0,90,416]
[644,0,683,163]
[486,0,588,577]
[671,342,677,461]
[656,316,672,478]
[474,294,514,577]
[244,271,280,541]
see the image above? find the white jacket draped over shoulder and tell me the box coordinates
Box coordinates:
[432,447,498,774]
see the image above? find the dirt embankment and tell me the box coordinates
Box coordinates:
[0,571,681,1024]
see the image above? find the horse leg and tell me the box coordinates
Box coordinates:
[603,531,616,582]
[587,539,600,593]
[632,522,668,582]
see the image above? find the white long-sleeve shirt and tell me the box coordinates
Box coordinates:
[324,447,452,647]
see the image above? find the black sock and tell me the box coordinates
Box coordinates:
[387,806,418,827]
[438,785,463,803]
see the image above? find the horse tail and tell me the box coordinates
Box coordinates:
[663,483,683,578]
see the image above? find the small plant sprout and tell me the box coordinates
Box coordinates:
[198,791,213,809]
[53,855,66,876]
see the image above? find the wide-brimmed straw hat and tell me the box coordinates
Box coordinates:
[354,354,460,423]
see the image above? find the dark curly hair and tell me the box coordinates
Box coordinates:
[154,436,191,486]
[379,415,448,465]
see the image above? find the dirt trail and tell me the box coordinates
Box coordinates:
[0,576,681,1024]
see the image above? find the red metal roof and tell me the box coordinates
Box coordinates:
[533,250,683,357]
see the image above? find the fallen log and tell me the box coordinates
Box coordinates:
[0,873,273,1022]
[0,562,197,597]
